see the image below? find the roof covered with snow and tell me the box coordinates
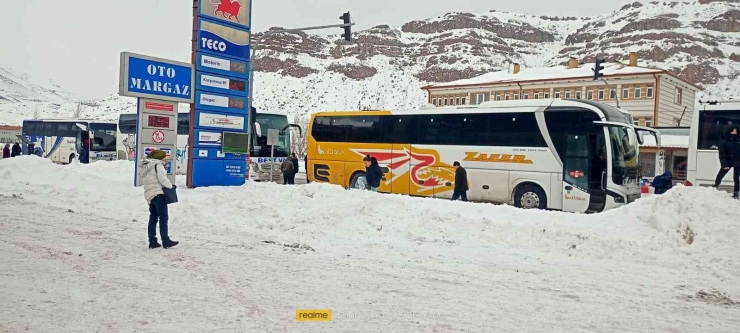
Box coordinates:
[640,134,689,149]
[427,63,669,89]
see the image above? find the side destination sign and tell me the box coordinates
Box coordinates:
[119,52,195,103]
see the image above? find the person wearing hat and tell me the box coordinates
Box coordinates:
[138,150,178,249]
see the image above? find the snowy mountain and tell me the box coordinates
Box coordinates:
[0,67,78,104]
[2,0,740,125]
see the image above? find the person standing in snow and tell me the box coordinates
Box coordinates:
[2,143,10,158]
[10,142,22,157]
[281,158,294,185]
[363,155,383,192]
[452,161,468,201]
[304,154,310,183]
[138,150,178,249]
[291,153,299,184]
[714,126,740,198]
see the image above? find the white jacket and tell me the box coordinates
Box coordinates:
[138,158,173,204]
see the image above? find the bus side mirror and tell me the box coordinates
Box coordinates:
[636,131,644,145]
[254,123,262,137]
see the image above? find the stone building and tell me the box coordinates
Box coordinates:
[422,53,701,127]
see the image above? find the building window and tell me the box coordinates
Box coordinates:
[523,93,529,99]
[495,93,501,101]
[471,93,489,105]
[610,88,616,99]
[598,87,605,100]
[565,90,571,99]
[633,119,639,126]
[646,118,652,127]
[587,89,594,100]
[675,87,683,104]
[544,91,550,99]
[444,97,448,105]
[554,89,560,98]
[576,90,582,99]
[534,91,540,99]
[646,85,654,98]
[432,97,437,105]
[456,97,461,105]
[505,92,510,101]
[622,86,629,99]
[514,92,519,100]
[635,87,642,99]
[461,97,466,105]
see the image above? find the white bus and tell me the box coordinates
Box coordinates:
[307,99,660,213]
[687,100,740,190]
[117,111,301,181]
[21,118,118,164]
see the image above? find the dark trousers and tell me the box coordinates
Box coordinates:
[452,190,468,201]
[148,195,169,241]
[714,167,740,193]
[283,172,294,185]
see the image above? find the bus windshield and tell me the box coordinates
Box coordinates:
[609,126,639,185]
[90,123,117,152]
[253,114,290,157]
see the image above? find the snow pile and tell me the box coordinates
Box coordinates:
[1,157,739,332]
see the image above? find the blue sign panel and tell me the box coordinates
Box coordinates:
[188,0,251,189]
[196,72,248,97]
[119,52,195,103]
[195,90,247,115]
[191,159,247,187]
[196,52,249,80]
[197,18,251,61]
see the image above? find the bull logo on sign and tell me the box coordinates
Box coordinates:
[210,0,242,23]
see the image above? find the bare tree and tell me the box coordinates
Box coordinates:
[291,117,310,158]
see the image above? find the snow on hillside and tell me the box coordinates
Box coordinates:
[0,67,77,104]
[3,0,740,124]
[1,157,739,331]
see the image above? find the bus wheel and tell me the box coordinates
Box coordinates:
[69,154,76,164]
[349,172,367,190]
[514,184,547,210]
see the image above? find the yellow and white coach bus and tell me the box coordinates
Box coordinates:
[306,99,660,213]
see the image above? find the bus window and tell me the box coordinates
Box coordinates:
[697,110,740,150]
[91,123,117,152]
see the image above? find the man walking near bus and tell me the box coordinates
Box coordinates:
[281,158,294,185]
[714,126,740,198]
[452,161,468,201]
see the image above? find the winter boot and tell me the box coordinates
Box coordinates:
[162,238,179,249]
[149,237,161,249]
[734,192,739,199]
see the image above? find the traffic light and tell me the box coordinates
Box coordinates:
[593,59,605,80]
[340,12,351,42]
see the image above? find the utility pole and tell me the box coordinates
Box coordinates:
[246,13,355,154]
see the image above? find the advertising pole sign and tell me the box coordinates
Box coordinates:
[188,0,252,188]
[119,52,195,186]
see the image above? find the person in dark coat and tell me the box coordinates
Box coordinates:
[2,143,10,158]
[715,126,740,198]
[290,153,299,183]
[452,161,468,201]
[10,143,22,157]
[363,155,383,192]
[650,171,673,195]
[280,158,294,185]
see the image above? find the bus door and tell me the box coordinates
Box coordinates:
[562,133,593,213]
[391,144,411,195]
[75,123,90,164]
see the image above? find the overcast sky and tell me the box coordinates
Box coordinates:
[0,0,637,100]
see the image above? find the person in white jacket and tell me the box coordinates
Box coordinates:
[138,150,178,249]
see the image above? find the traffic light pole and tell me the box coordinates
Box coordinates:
[599,78,620,108]
[246,19,355,177]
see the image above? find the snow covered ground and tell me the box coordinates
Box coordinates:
[1,157,739,332]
